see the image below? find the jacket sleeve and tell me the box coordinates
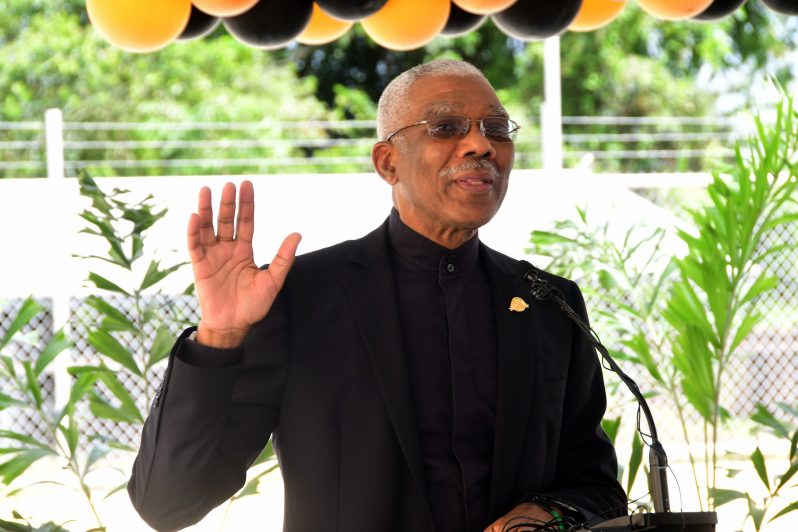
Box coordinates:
[536,279,628,524]
[128,294,289,532]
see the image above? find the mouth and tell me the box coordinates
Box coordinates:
[453,173,495,192]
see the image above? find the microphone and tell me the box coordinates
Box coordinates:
[514,260,671,514]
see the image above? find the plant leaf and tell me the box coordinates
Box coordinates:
[0,393,25,410]
[770,501,798,522]
[84,296,136,333]
[96,372,142,423]
[750,447,769,490]
[148,327,174,368]
[0,448,52,485]
[0,298,43,350]
[139,260,188,291]
[709,488,747,507]
[33,330,71,377]
[87,330,140,376]
[626,431,643,494]
[22,362,42,409]
[86,273,130,296]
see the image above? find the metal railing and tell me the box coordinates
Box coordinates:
[0,110,750,178]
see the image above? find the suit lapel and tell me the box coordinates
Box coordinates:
[482,246,538,516]
[341,223,430,512]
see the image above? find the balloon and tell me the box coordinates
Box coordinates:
[224,0,314,49]
[452,0,518,15]
[296,3,353,45]
[636,0,715,20]
[759,0,798,15]
[192,0,259,17]
[692,0,746,21]
[361,0,450,51]
[86,0,191,53]
[569,0,626,31]
[442,2,486,35]
[316,0,389,20]
[492,0,582,41]
[178,5,220,40]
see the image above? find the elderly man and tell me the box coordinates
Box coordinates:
[129,59,627,532]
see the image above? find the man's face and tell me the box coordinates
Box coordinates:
[378,74,514,245]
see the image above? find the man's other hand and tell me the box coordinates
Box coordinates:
[484,503,558,531]
[187,180,301,348]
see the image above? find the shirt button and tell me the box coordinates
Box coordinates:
[447,263,455,273]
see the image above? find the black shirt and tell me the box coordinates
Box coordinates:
[387,209,498,532]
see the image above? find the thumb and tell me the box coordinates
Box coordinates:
[265,232,302,287]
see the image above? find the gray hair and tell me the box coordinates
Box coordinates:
[376,59,490,140]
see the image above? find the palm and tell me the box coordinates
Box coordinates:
[187,181,300,346]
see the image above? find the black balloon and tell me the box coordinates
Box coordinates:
[492,0,582,41]
[223,0,314,49]
[179,5,220,40]
[442,2,486,36]
[693,0,746,21]
[760,0,798,15]
[316,0,388,21]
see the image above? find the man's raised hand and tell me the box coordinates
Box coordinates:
[187,180,301,348]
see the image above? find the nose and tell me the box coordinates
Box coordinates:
[456,119,497,159]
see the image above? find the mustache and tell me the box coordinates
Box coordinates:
[438,160,500,179]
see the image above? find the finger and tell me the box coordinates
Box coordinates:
[236,180,255,243]
[197,186,215,247]
[266,232,302,287]
[187,212,205,264]
[217,182,237,242]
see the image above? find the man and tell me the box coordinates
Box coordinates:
[129,59,627,531]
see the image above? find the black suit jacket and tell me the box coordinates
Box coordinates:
[128,220,626,531]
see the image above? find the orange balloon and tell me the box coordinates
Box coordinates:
[87,0,191,53]
[636,0,714,20]
[452,0,517,15]
[361,0,450,51]
[569,0,626,31]
[192,0,259,17]
[296,3,354,45]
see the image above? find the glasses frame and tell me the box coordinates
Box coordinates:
[383,114,520,143]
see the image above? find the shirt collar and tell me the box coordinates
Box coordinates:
[387,208,480,275]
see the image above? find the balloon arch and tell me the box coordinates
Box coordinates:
[87,0,797,54]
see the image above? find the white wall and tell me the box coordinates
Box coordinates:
[0,170,696,300]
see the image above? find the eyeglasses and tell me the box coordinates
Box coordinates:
[384,114,520,143]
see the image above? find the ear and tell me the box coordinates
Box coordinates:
[372,141,398,185]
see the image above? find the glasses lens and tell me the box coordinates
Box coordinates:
[426,115,468,138]
[482,117,517,142]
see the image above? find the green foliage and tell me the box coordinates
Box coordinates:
[714,403,798,531]
[0,509,74,532]
[527,95,798,515]
[0,298,109,528]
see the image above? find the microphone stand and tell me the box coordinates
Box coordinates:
[516,261,717,531]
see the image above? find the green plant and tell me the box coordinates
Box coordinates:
[74,174,281,527]
[714,403,798,530]
[0,297,105,530]
[0,510,72,532]
[527,95,798,514]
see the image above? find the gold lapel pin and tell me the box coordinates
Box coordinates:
[509,297,529,312]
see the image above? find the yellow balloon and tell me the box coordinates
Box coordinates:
[453,0,517,15]
[636,0,714,20]
[296,3,354,45]
[361,0,450,51]
[569,0,626,31]
[87,0,191,53]
[191,0,260,17]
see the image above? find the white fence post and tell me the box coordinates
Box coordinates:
[542,36,564,171]
[45,108,65,180]
[45,107,72,410]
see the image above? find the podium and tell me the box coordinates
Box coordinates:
[589,511,717,531]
